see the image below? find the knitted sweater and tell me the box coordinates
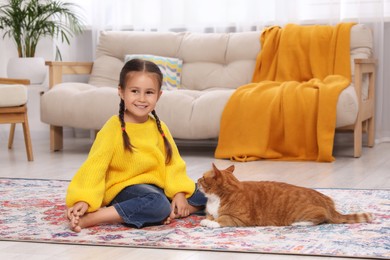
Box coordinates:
[65,115,195,212]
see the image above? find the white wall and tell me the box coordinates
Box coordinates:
[0,30,93,80]
[0,37,17,77]
[0,38,51,77]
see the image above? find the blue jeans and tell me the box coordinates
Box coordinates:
[109,184,207,228]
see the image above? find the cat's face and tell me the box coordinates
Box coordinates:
[198,164,236,195]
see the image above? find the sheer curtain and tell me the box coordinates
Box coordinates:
[73,0,390,144]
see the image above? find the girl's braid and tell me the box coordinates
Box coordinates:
[118,59,168,161]
[119,99,132,151]
[152,110,172,164]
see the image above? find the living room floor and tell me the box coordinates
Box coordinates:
[1,87,389,259]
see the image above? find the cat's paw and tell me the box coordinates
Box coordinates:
[200,219,221,228]
[291,221,315,226]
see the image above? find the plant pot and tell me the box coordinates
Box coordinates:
[7,57,47,84]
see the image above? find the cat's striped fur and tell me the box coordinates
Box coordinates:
[198,164,372,228]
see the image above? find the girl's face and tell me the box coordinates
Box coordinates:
[118,71,162,123]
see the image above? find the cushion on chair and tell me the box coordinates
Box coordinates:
[0,84,28,107]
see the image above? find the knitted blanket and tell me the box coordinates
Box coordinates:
[215,23,355,162]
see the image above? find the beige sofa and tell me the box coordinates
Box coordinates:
[40,24,376,157]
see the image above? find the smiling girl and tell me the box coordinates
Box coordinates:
[65,59,206,232]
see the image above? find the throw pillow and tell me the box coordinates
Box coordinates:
[124,54,183,90]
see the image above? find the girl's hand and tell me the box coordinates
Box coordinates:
[66,201,89,220]
[171,192,190,218]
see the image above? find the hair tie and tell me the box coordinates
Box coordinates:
[161,133,165,137]
[122,127,126,131]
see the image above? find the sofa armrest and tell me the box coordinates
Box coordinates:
[45,61,94,89]
[44,61,93,152]
[353,58,376,117]
[345,57,377,157]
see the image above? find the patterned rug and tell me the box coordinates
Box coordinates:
[0,178,389,259]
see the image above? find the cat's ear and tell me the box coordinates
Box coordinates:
[225,165,235,173]
[212,163,219,172]
[211,163,222,178]
[211,163,218,171]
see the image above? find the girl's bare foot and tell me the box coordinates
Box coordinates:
[69,213,84,232]
[163,216,172,225]
[163,204,204,225]
[67,206,122,233]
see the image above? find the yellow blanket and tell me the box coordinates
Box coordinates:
[215,23,355,162]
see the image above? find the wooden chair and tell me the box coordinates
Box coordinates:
[0,78,34,161]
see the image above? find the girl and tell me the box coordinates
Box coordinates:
[66,59,206,232]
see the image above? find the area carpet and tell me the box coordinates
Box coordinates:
[0,178,389,259]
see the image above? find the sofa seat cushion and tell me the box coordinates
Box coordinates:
[40,82,235,139]
[336,85,358,128]
[155,88,235,139]
[40,83,120,130]
[41,82,357,139]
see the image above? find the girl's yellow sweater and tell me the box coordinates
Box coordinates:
[66,115,195,212]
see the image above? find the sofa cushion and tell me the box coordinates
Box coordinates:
[89,31,260,93]
[88,55,123,88]
[40,82,235,139]
[40,82,358,137]
[350,24,373,100]
[40,83,119,130]
[335,85,358,127]
[155,88,235,139]
[40,82,233,139]
[88,31,184,89]
[124,54,183,90]
[179,31,260,90]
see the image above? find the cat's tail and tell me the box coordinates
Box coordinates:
[329,211,373,224]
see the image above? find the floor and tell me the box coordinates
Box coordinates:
[0,86,389,259]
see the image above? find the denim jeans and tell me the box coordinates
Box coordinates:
[110,184,207,228]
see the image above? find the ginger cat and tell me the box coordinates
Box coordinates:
[198,164,372,228]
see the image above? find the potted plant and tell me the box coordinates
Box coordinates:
[0,0,85,83]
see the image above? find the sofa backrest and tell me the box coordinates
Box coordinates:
[89,24,373,91]
[89,30,260,91]
[350,24,374,75]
